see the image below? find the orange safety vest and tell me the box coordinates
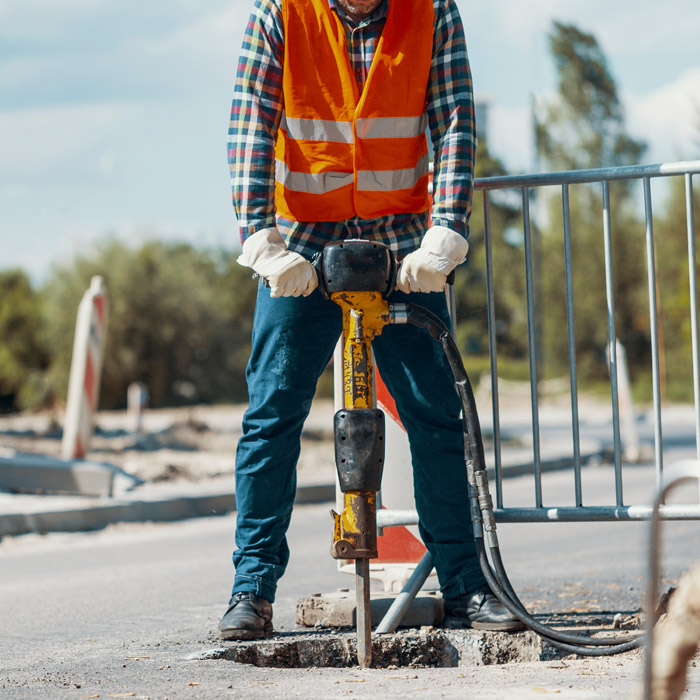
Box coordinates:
[275,0,434,222]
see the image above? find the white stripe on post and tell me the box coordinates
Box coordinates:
[61,276,109,460]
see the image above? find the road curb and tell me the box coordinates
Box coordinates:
[0,483,336,539]
[0,450,602,539]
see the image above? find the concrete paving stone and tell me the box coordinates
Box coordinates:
[0,450,125,496]
[296,590,443,629]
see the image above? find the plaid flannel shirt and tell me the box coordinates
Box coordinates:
[228,0,475,261]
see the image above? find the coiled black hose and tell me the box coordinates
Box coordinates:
[403,302,643,656]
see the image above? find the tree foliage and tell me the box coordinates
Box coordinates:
[43,239,257,410]
[0,269,50,411]
[534,22,650,387]
[652,175,700,399]
[453,140,528,373]
[535,22,645,172]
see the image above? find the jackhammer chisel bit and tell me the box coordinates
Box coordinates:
[315,240,397,669]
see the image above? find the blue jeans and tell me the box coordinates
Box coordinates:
[231,282,487,603]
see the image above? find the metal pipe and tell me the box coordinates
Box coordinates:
[474,160,700,192]
[377,503,700,526]
[602,181,624,505]
[389,303,409,325]
[562,184,583,506]
[685,175,700,473]
[355,559,372,668]
[643,177,664,486]
[643,474,700,699]
[522,186,543,507]
[494,504,700,522]
[483,190,504,508]
[375,551,434,634]
[376,509,420,527]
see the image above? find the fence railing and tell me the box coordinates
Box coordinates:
[472,160,700,522]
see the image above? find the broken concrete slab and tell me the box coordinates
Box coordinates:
[0,450,141,497]
[187,628,569,668]
[296,590,443,629]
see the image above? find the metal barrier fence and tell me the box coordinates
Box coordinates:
[377,160,700,532]
[474,160,700,523]
[375,161,700,633]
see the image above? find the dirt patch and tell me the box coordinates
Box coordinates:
[0,405,336,488]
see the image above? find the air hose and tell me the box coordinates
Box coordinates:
[399,301,644,656]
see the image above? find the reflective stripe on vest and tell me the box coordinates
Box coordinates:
[281,112,428,143]
[276,152,429,195]
[276,159,353,194]
[356,115,428,140]
[281,113,353,144]
[357,153,429,192]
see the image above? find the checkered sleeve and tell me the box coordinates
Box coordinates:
[427,0,475,239]
[228,0,285,243]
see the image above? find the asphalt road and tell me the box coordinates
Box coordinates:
[1,464,699,699]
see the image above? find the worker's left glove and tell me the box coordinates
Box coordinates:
[396,225,469,293]
[238,227,318,298]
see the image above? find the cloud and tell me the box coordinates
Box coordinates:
[480,66,700,173]
[0,0,109,45]
[464,0,700,55]
[144,3,248,63]
[625,67,700,162]
[0,102,138,175]
[592,3,700,54]
[0,0,245,111]
[487,103,534,173]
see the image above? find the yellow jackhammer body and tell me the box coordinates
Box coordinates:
[315,241,397,668]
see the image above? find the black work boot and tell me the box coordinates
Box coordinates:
[443,588,525,632]
[218,592,274,640]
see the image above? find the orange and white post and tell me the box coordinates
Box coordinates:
[333,345,429,592]
[61,276,109,460]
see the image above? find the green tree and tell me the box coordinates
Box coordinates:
[653,174,700,400]
[453,140,528,378]
[534,22,649,386]
[0,269,50,411]
[535,22,645,172]
[43,239,257,409]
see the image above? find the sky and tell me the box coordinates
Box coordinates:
[1,0,699,282]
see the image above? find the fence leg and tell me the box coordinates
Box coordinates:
[615,339,641,462]
[375,551,434,634]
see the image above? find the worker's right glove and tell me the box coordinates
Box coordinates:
[238,227,318,298]
[396,225,469,293]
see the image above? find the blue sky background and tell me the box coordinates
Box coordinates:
[1,0,699,282]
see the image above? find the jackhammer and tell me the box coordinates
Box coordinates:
[313,239,644,668]
[314,240,396,668]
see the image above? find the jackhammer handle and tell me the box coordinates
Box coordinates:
[311,244,454,294]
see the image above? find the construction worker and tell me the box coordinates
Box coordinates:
[219,0,524,639]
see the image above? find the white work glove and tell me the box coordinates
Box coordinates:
[396,225,469,293]
[238,227,318,298]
